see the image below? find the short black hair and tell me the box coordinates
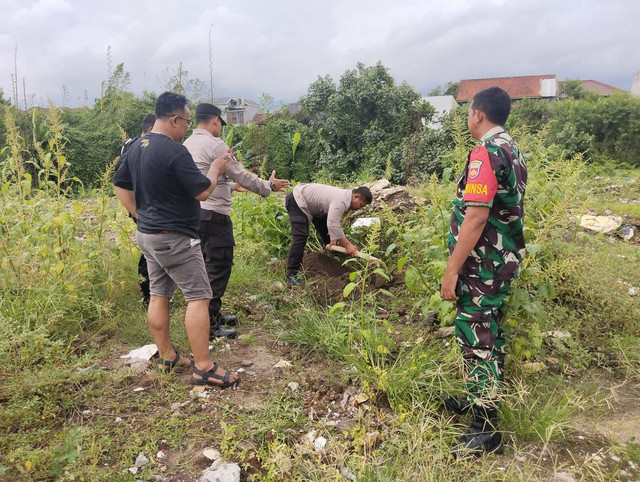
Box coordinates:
[141,114,156,132]
[155,91,189,117]
[196,113,216,124]
[353,186,373,205]
[471,87,511,125]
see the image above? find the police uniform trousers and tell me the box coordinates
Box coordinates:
[454,274,511,407]
[285,193,330,275]
[199,209,234,320]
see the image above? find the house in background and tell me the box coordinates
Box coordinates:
[572,80,623,96]
[456,74,558,102]
[422,95,458,128]
[213,97,260,125]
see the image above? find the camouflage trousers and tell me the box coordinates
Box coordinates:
[455,275,511,408]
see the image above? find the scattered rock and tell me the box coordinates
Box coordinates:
[341,466,356,481]
[551,472,576,482]
[269,281,285,292]
[621,224,636,241]
[353,393,369,407]
[171,400,191,412]
[128,466,138,475]
[435,326,456,339]
[156,450,165,459]
[240,360,254,367]
[115,417,123,423]
[202,448,221,461]
[336,418,357,433]
[199,462,241,482]
[366,179,390,193]
[287,382,300,391]
[135,453,149,467]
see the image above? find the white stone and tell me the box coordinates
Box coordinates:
[287,382,299,391]
[202,448,221,461]
[156,451,166,459]
[115,417,123,423]
[367,179,390,193]
[199,462,241,482]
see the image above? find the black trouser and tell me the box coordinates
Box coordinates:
[199,210,235,320]
[138,253,150,299]
[285,193,330,275]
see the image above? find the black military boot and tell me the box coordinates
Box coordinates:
[443,396,472,415]
[286,272,303,287]
[213,313,238,326]
[209,322,237,340]
[451,406,504,457]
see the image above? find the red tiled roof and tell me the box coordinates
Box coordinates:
[579,80,623,95]
[457,74,557,101]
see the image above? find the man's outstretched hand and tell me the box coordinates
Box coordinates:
[269,170,291,191]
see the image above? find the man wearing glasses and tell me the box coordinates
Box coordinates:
[184,103,290,339]
[113,92,240,389]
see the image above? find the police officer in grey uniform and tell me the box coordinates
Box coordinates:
[184,103,290,339]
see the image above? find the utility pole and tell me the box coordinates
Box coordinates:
[208,23,214,103]
[22,77,27,110]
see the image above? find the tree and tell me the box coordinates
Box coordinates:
[0,89,10,106]
[559,79,586,100]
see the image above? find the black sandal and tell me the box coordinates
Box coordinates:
[156,351,189,373]
[191,363,239,389]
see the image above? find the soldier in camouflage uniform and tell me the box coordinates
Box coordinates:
[440,87,527,455]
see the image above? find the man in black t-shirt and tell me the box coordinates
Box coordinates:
[117,113,156,305]
[113,92,239,388]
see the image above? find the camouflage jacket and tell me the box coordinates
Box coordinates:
[448,127,527,280]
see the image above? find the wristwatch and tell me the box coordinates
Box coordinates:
[269,181,276,191]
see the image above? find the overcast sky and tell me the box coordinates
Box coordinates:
[1,0,638,108]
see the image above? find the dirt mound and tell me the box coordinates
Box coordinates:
[301,252,352,306]
[302,252,351,277]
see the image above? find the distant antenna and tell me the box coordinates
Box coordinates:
[208,24,214,103]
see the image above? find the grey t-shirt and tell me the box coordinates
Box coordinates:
[184,128,271,216]
[292,183,352,240]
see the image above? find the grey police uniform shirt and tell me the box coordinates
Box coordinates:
[183,128,271,216]
[292,183,352,240]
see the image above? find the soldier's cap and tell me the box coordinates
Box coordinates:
[195,103,226,125]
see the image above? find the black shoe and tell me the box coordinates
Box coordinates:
[286,273,303,286]
[213,313,237,326]
[209,326,237,340]
[451,407,504,457]
[444,396,472,415]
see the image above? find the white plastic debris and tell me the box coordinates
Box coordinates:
[314,436,327,451]
[274,359,292,368]
[128,467,138,475]
[135,453,149,467]
[115,417,123,423]
[120,344,158,361]
[579,215,622,234]
[133,387,146,392]
[156,450,166,459]
[352,217,380,228]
